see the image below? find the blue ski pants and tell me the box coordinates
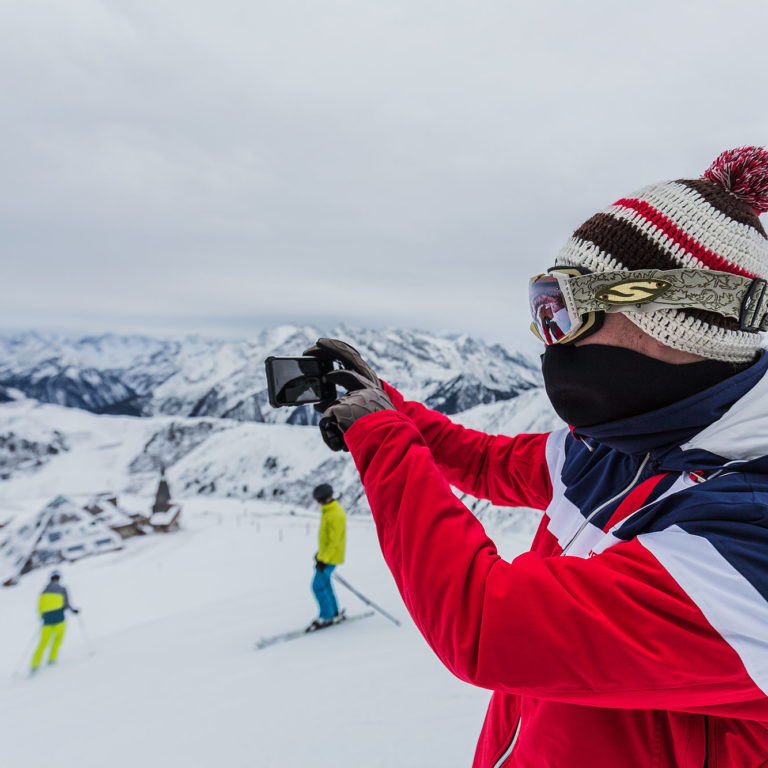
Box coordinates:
[312,565,338,620]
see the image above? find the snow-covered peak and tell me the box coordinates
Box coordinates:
[0,326,542,421]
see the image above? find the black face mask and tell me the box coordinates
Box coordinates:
[541,344,739,428]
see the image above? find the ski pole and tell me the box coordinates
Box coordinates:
[332,573,401,626]
[75,613,96,657]
[12,626,41,678]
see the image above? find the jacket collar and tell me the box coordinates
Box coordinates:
[575,351,768,464]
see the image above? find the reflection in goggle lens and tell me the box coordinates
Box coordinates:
[529,275,573,345]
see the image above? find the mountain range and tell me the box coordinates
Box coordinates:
[0,327,542,421]
[0,327,562,527]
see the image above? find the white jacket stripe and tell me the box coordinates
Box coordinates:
[639,524,768,697]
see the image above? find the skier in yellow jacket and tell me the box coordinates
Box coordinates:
[308,484,346,630]
[31,570,79,673]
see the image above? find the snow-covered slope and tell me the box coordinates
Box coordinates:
[0,328,559,766]
[0,326,561,533]
[0,499,536,768]
[0,387,562,526]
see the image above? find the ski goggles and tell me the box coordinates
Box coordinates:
[529,266,768,346]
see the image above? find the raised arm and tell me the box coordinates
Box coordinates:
[344,410,768,719]
[383,381,553,510]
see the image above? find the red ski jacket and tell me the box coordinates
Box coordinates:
[344,361,768,768]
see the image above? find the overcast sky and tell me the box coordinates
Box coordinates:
[1,0,767,354]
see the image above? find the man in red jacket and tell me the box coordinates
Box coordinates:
[307,148,768,766]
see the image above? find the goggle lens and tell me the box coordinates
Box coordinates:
[529,274,574,344]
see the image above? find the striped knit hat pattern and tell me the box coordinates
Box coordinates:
[555,146,768,362]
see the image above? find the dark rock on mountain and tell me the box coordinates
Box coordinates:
[0,368,137,413]
[0,430,69,479]
[129,421,225,474]
[425,374,536,415]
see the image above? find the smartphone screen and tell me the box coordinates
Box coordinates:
[265,356,336,407]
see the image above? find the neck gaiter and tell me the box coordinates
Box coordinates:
[541,343,738,428]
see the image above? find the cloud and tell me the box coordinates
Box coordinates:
[1,0,766,350]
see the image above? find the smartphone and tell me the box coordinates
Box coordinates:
[264,356,336,408]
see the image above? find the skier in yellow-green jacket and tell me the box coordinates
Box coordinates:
[30,570,79,673]
[307,484,346,631]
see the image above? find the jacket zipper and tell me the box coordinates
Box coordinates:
[703,715,710,768]
[492,717,522,768]
[561,452,650,556]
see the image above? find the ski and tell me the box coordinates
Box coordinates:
[255,610,375,651]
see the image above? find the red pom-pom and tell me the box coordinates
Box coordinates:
[703,146,768,214]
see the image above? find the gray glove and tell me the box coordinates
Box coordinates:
[318,369,394,452]
[303,338,381,385]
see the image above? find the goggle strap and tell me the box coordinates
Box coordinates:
[561,269,768,331]
[740,278,768,332]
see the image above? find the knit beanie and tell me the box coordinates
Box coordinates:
[555,146,768,362]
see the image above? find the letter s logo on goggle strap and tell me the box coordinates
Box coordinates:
[594,279,672,305]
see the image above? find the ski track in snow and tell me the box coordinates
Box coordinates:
[0,499,535,768]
